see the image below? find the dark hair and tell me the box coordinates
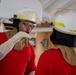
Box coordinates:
[12,19,21,32]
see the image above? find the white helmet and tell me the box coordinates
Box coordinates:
[10,8,41,25]
[53,9,76,35]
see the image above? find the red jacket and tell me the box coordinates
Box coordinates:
[0,32,36,75]
[35,49,76,75]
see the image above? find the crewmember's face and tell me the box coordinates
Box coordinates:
[19,20,35,33]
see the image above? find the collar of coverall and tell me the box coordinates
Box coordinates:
[56,45,76,66]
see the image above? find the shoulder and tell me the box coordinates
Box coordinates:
[0,32,8,44]
[29,45,35,51]
[42,49,61,56]
[24,45,35,56]
[39,49,62,62]
[0,32,6,36]
[36,49,62,70]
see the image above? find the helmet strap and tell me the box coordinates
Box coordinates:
[50,28,76,47]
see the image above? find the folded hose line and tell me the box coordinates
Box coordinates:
[0,31,31,60]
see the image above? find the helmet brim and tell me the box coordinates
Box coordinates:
[9,18,36,24]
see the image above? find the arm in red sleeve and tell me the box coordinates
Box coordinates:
[25,45,36,75]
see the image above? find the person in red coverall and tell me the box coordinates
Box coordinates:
[0,8,40,75]
[35,9,76,75]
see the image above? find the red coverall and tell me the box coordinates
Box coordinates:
[35,49,76,75]
[0,32,36,75]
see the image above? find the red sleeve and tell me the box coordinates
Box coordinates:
[0,32,8,45]
[25,45,36,74]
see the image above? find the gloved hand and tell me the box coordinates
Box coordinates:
[0,31,31,60]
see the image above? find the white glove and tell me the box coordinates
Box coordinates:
[0,31,31,60]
